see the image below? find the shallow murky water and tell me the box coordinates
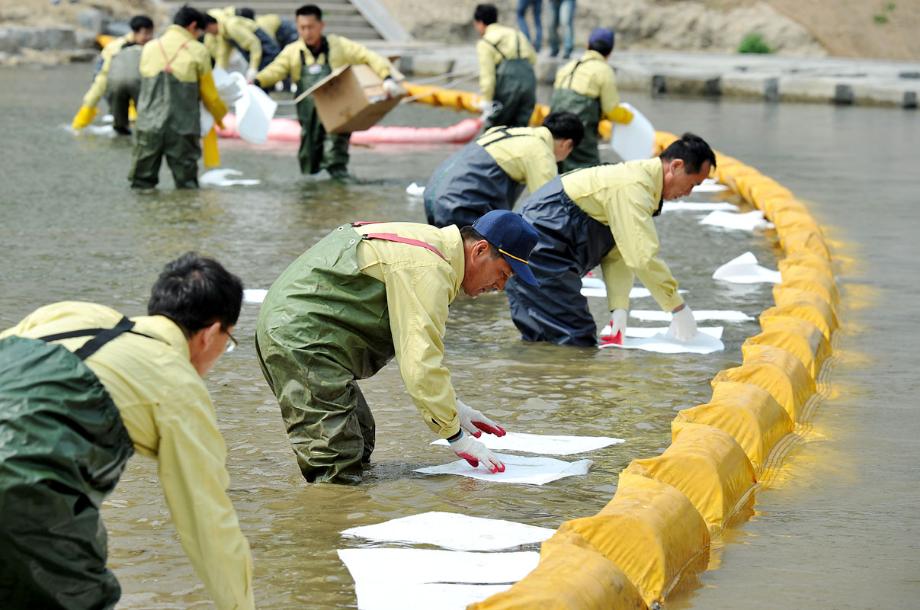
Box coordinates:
[1,64,915,609]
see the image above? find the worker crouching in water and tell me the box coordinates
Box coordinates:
[505,133,717,346]
[256,210,539,484]
[474,3,537,129]
[551,27,633,171]
[128,6,228,189]
[202,8,280,82]
[424,111,584,228]
[71,15,155,135]
[253,4,403,179]
[0,253,254,610]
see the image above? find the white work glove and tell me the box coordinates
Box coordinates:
[245,67,258,83]
[457,400,506,437]
[449,431,505,473]
[667,304,698,342]
[383,77,404,98]
[600,308,628,345]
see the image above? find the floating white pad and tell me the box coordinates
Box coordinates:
[341,511,555,551]
[713,252,781,284]
[415,453,592,485]
[629,309,753,323]
[406,182,426,198]
[662,200,738,213]
[200,168,260,187]
[693,179,729,193]
[338,548,539,586]
[353,582,510,610]
[243,288,268,304]
[235,84,278,144]
[610,102,655,161]
[700,210,773,232]
[581,277,686,299]
[600,326,725,354]
[431,431,624,456]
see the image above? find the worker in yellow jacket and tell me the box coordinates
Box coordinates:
[128,7,228,190]
[203,9,280,80]
[256,211,539,484]
[505,133,717,346]
[424,111,584,228]
[254,4,402,178]
[474,3,537,129]
[71,15,155,135]
[0,253,254,610]
[551,27,632,171]
[236,7,300,48]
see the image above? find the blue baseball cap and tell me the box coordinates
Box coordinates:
[588,27,615,54]
[472,210,539,286]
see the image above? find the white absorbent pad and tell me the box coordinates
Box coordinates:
[581,277,686,299]
[243,288,268,303]
[430,431,624,456]
[406,182,426,198]
[700,210,773,232]
[600,326,725,354]
[415,453,592,485]
[200,168,260,187]
[713,252,781,284]
[341,512,555,551]
[353,582,511,610]
[662,200,738,213]
[693,179,729,193]
[629,309,753,323]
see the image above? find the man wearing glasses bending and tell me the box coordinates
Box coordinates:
[0,253,255,610]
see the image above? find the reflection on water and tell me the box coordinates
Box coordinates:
[5,64,914,609]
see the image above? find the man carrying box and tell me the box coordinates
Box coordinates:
[253,4,403,179]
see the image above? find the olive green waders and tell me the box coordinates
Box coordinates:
[0,318,149,609]
[483,34,536,129]
[106,44,142,134]
[256,224,447,484]
[296,46,351,178]
[550,58,602,172]
[129,42,202,189]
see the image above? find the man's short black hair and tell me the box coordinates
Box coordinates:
[295,4,323,20]
[474,4,498,25]
[459,226,501,258]
[543,111,585,147]
[236,7,255,20]
[129,15,154,32]
[659,132,717,174]
[173,5,205,28]
[147,253,244,335]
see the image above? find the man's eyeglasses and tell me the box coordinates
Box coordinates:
[225,331,239,353]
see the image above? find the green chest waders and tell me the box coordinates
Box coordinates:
[0,318,158,610]
[255,224,449,484]
[107,44,142,133]
[295,44,353,178]
[484,33,537,129]
[129,38,201,188]
[550,58,602,171]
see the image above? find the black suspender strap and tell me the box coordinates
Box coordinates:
[478,127,529,148]
[565,57,599,89]
[36,317,161,361]
[483,38,507,61]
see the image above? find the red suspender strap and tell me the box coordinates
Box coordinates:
[362,233,449,262]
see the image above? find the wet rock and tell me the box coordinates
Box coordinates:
[77,8,105,34]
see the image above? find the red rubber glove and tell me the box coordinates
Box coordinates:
[456,400,506,438]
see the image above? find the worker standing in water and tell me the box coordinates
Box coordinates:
[424,111,584,228]
[505,133,717,346]
[0,253,254,610]
[550,27,633,171]
[474,3,537,129]
[128,6,228,190]
[256,210,539,484]
[253,4,403,179]
[202,8,280,81]
[71,15,155,135]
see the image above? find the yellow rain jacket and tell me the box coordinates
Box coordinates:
[561,158,684,312]
[477,23,537,102]
[255,14,282,39]
[1,302,255,610]
[553,49,620,120]
[355,223,465,438]
[81,33,136,108]
[255,34,392,87]
[205,10,263,69]
[480,125,558,192]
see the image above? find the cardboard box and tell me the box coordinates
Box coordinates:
[304,64,404,134]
